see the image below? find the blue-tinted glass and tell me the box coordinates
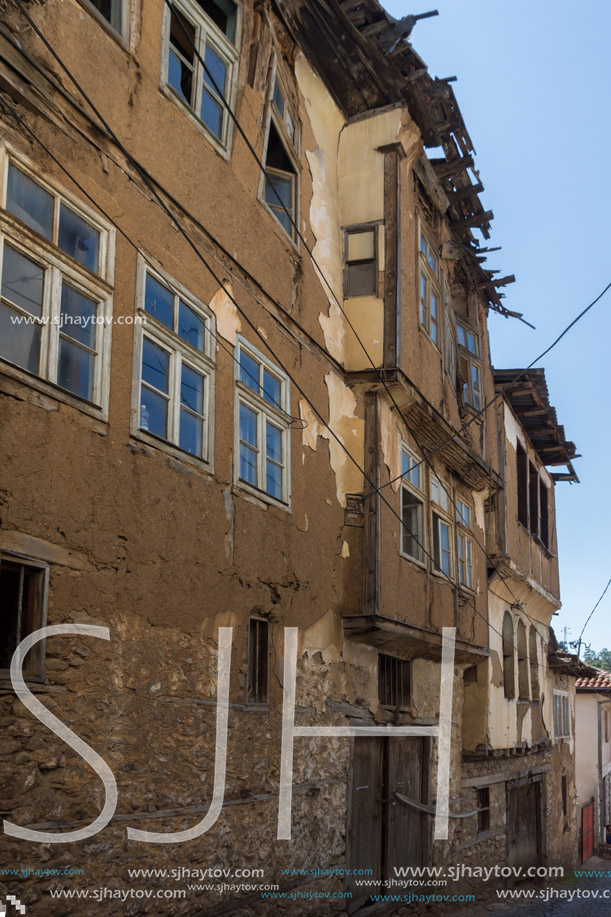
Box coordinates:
[456,325,466,347]
[60,283,97,348]
[265,172,292,209]
[201,88,223,139]
[178,300,205,351]
[203,44,227,96]
[273,79,284,116]
[266,461,282,499]
[240,444,257,485]
[145,274,173,329]
[58,204,100,274]
[240,351,260,393]
[58,338,94,400]
[140,386,167,438]
[420,236,427,256]
[262,369,281,407]
[239,403,257,446]
[180,409,203,456]
[266,422,282,463]
[1,245,44,318]
[467,331,477,354]
[6,165,54,240]
[181,364,203,414]
[0,302,40,374]
[141,338,169,393]
[168,52,194,105]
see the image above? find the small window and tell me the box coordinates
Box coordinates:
[553,691,570,739]
[431,475,452,578]
[444,281,457,386]
[457,321,482,410]
[344,227,377,297]
[0,555,48,680]
[477,787,490,834]
[502,611,515,699]
[419,226,440,347]
[263,77,299,240]
[529,627,540,702]
[235,339,290,504]
[516,441,550,548]
[166,0,238,148]
[86,0,124,34]
[400,445,424,563]
[1,160,112,411]
[457,497,474,590]
[517,442,529,528]
[517,620,529,700]
[378,654,411,708]
[247,618,269,705]
[137,267,215,461]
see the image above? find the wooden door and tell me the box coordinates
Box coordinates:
[507,780,542,870]
[348,737,426,911]
[581,801,594,862]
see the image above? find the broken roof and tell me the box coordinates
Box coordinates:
[493,368,579,483]
[273,0,520,319]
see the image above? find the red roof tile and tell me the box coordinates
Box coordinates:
[576,673,611,690]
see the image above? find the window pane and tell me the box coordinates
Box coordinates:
[420,235,427,257]
[263,369,281,407]
[272,207,292,235]
[273,79,284,117]
[58,204,100,274]
[201,88,223,139]
[1,244,44,317]
[401,489,422,561]
[347,262,376,297]
[89,0,122,30]
[178,300,205,351]
[181,363,204,414]
[266,460,282,499]
[239,403,257,446]
[60,283,97,348]
[169,49,194,106]
[180,408,203,456]
[58,337,94,400]
[203,43,227,96]
[265,171,292,210]
[266,422,282,463]
[347,230,375,262]
[428,250,437,274]
[0,302,40,374]
[240,444,257,485]
[467,331,477,354]
[6,165,54,240]
[197,0,237,42]
[140,386,168,439]
[141,338,169,393]
[456,325,466,347]
[240,351,260,393]
[145,274,173,329]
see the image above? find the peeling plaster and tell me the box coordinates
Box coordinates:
[299,373,364,506]
[209,283,241,344]
[302,609,341,663]
[379,399,401,491]
[473,490,486,533]
[341,540,350,558]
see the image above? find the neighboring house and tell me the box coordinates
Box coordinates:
[458,370,580,875]
[575,671,611,861]
[0,0,581,912]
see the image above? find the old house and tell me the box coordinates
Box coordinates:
[575,672,611,861]
[0,0,581,913]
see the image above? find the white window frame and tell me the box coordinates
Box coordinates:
[0,147,114,420]
[444,279,457,387]
[234,337,291,509]
[259,62,300,244]
[456,496,474,591]
[161,0,240,156]
[400,443,425,566]
[132,258,216,467]
[78,0,131,45]
[431,474,453,579]
[457,319,482,411]
[0,551,49,683]
[418,221,441,349]
[553,690,570,740]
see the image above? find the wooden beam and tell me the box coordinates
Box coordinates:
[454,209,494,231]
[361,19,390,37]
[431,155,474,179]
[448,182,484,202]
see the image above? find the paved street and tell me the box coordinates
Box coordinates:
[442,857,611,917]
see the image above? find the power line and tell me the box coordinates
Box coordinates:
[5,3,555,670]
[576,576,611,656]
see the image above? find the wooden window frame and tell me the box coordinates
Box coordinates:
[418,221,441,349]
[234,337,291,509]
[0,149,114,420]
[0,552,49,682]
[343,223,379,298]
[400,443,425,565]
[456,496,474,591]
[456,319,482,411]
[477,786,491,835]
[259,64,300,243]
[162,0,240,155]
[431,474,453,579]
[378,653,411,709]
[132,260,216,467]
[246,617,269,706]
[553,690,570,740]
[502,611,516,699]
[78,0,131,45]
[516,439,551,550]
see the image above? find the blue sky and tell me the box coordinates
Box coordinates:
[383,0,611,652]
